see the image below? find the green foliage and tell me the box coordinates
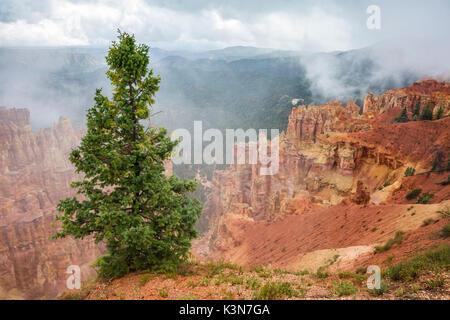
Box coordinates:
[431,152,445,172]
[412,101,421,119]
[420,103,433,120]
[404,167,415,177]
[313,266,330,278]
[416,193,434,204]
[395,107,409,123]
[374,231,404,253]
[387,244,450,281]
[158,289,169,298]
[53,31,202,280]
[421,218,436,227]
[436,106,444,119]
[406,188,422,200]
[440,224,450,238]
[253,281,295,300]
[332,280,358,297]
[438,175,450,186]
[423,274,445,290]
[245,277,262,290]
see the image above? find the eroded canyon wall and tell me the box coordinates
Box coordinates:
[0,107,103,299]
[199,80,450,258]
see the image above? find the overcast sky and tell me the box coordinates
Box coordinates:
[0,0,449,52]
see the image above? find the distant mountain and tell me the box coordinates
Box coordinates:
[0,43,437,131]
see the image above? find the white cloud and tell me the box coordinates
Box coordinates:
[0,0,353,51]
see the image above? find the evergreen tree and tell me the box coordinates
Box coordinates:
[395,107,409,123]
[412,101,421,120]
[53,31,202,279]
[436,106,444,119]
[421,103,433,120]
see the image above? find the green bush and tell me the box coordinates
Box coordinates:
[416,193,434,204]
[404,167,416,177]
[332,280,358,297]
[421,218,436,227]
[374,231,404,253]
[440,224,450,238]
[438,175,450,186]
[406,189,422,200]
[254,281,296,300]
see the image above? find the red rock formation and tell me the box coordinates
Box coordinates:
[363,79,450,120]
[0,107,103,299]
[198,80,450,261]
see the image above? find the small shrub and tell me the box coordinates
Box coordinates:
[439,224,450,238]
[375,231,404,253]
[437,206,450,218]
[404,167,415,177]
[245,277,261,290]
[416,193,434,204]
[313,266,329,278]
[421,218,436,227]
[139,274,155,287]
[332,280,357,297]
[423,274,445,290]
[438,175,450,186]
[254,281,295,300]
[158,289,168,298]
[368,279,389,296]
[406,189,422,200]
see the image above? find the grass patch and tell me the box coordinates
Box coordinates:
[374,231,404,253]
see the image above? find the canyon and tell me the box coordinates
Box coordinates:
[0,79,449,299]
[195,79,450,271]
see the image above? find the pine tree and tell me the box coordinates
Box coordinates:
[53,31,202,279]
[395,107,409,123]
[436,106,444,119]
[421,103,433,120]
[412,101,421,120]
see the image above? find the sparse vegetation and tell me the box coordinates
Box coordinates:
[374,231,404,253]
[404,167,416,177]
[386,244,450,281]
[438,175,450,186]
[406,188,422,200]
[253,281,296,300]
[332,280,358,297]
[416,193,434,204]
[368,280,389,296]
[421,218,436,227]
[158,289,168,298]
